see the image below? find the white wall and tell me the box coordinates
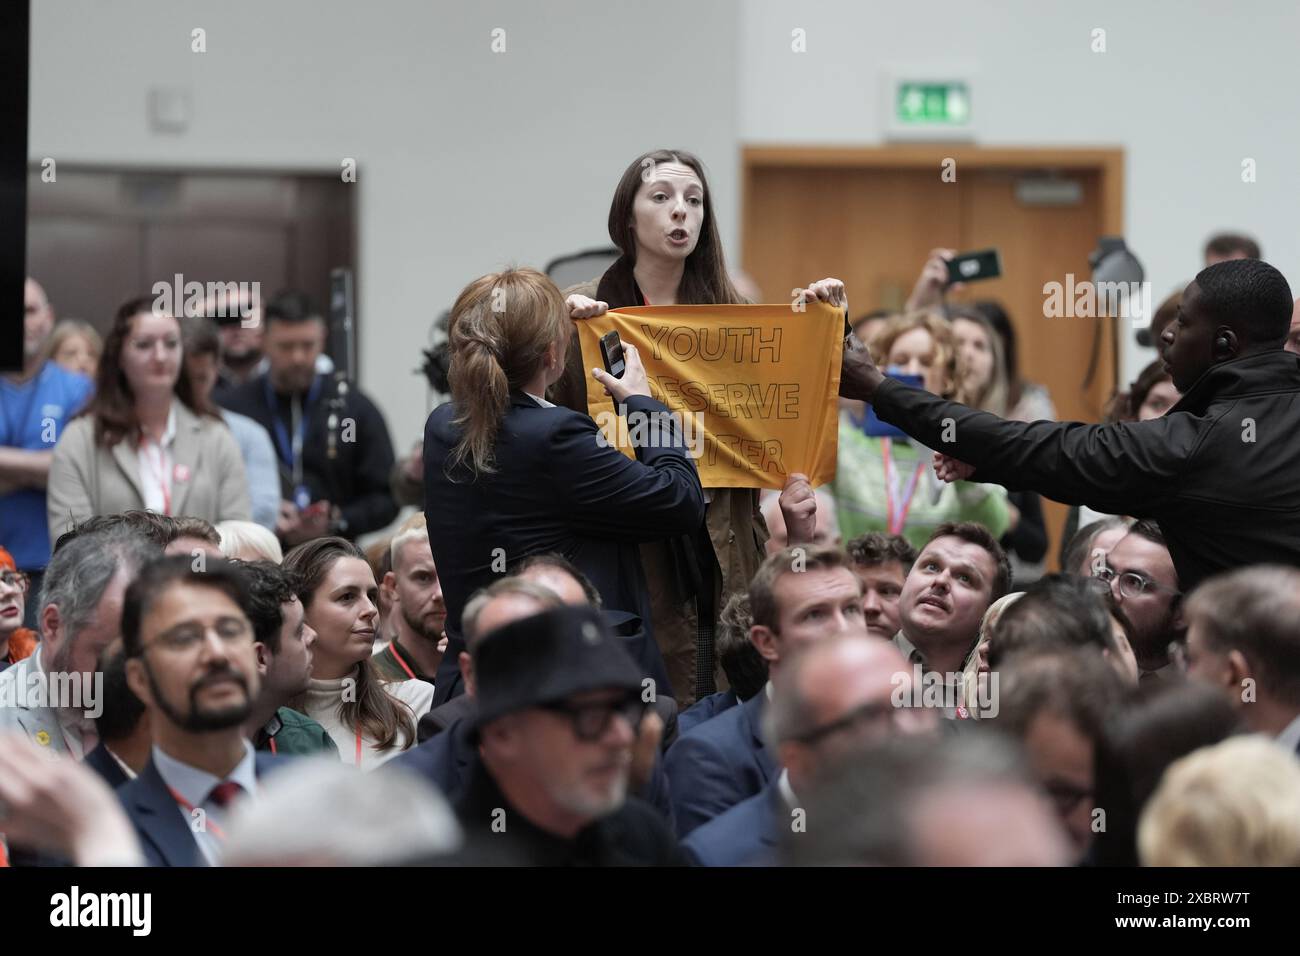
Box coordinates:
[30,0,1300,435]
[738,0,1300,385]
[29,0,740,447]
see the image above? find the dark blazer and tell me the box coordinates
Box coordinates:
[664,689,778,837]
[874,350,1300,591]
[217,372,397,538]
[677,689,738,737]
[118,751,289,867]
[392,712,677,827]
[681,781,783,867]
[424,391,705,705]
[83,743,130,790]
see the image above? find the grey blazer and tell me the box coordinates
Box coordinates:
[47,401,252,542]
[0,651,74,755]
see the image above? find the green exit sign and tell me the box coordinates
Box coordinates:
[896,81,971,126]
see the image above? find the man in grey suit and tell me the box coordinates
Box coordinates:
[0,528,157,758]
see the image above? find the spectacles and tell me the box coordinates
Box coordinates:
[535,694,648,743]
[1092,566,1181,600]
[146,617,253,654]
[1044,779,1093,817]
[792,699,916,745]
[0,571,30,593]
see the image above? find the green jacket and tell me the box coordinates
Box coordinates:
[255,706,340,758]
[833,412,1010,550]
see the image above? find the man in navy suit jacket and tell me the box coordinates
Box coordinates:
[681,782,783,866]
[118,749,290,867]
[665,544,870,836]
[116,553,290,866]
[424,375,705,706]
[680,633,933,865]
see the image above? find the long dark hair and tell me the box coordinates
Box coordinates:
[82,296,221,447]
[606,149,745,305]
[282,536,417,752]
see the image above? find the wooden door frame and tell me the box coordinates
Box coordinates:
[741,144,1124,246]
[740,145,1126,571]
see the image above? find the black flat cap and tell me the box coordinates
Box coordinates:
[474,605,644,727]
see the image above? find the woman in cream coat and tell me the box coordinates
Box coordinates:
[47,296,250,541]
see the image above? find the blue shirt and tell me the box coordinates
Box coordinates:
[0,362,92,569]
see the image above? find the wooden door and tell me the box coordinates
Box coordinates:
[742,147,1124,569]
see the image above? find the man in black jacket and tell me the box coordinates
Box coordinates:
[841,259,1300,592]
[216,291,397,544]
[453,605,685,866]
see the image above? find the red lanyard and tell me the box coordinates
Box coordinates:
[388,642,417,680]
[354,728,363,766]
[139,437,172,515]
[881,438,927,535]
[167,787,228,842]
[268,737,277,755]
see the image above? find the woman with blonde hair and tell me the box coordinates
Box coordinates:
[834,310,1012,550]
[43,319,103,379]
[284,536,431,769]
[216,519,283,563]
[422,266,705,708]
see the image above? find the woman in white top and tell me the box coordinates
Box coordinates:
[283,536,433,769]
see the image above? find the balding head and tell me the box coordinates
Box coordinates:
[458,579,563,698]
[24,277,55,360]
[770,634,935,794]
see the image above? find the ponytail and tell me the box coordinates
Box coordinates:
[446,268,570,476]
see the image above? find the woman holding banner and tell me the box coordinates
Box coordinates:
[834,309,1012,551]
[552,148,847,707]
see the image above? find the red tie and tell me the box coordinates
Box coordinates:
[207,781,244,808]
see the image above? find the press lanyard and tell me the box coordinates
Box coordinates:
[167,787,228,842]
[388,642,417,680]
[881,437,927,535]
[266,375,321,486]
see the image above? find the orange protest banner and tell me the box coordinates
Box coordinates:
[576,301,843,489]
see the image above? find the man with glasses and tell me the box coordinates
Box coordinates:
[996,647,1125,862]
[116,555,287,866]
[682,634,936,866]
[1090,520,1184,681]
[455,604,683,865]
[0,547,38,670]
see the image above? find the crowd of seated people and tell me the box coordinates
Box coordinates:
[2,165,1298,869]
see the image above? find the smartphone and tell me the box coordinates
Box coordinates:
[860,371,924,438]
[946,249,1002,285]
[600,330,626,378]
